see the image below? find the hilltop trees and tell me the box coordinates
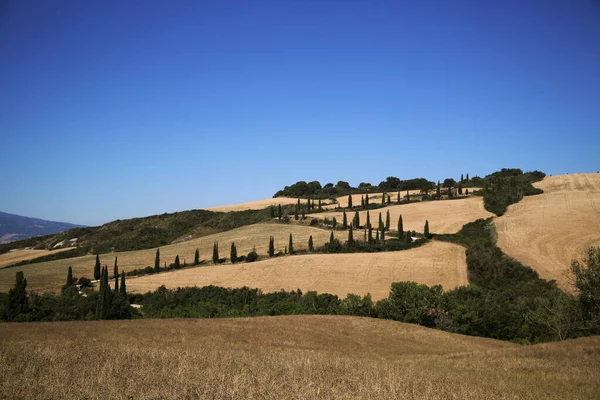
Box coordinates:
[230,243,238,263]
[194,248,200,265]
[269,236,275,257]
[94,255,101,280]
[154,248,160,274]
[213,242,219,264]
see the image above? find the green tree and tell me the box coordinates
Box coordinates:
[361,195,365,208]
[318,199,322,210]
[66,266,74,287]
[348,194,353,209]
[406,190,410,202]
[294,204,299,220]
[194,248,200,265]
[571,247,600,331]
[378,212,383,232]
[466,173,469,181]
[365,194,370,207]
[348,225,354,245]
[174,255,180,269]
[308,235,314,252]
[342,210,348,229]
[368,227,373,244]
[458,183,463,195]
[329,231,335,245]
[213,242,219,264]
[114,270,119,292]
[113,256,118,278]
[366,211,371,229]
[5,271,28,321]
[278,204,282,219]
[375,229,380,242]
[385,210,391,231]
[332,216,337,228]
[377,282,442,326]
[94,254,101,280]
[461,173,464,182]
[387,194,391,204]
[154,248,160,273]
[230,243,238,263]
[268,236,275,257]
[397,192,401,204]
[381,228,385,242]
[288,233,294,254]
[382,192,386,204]
[269,205,275,219]
[466,188,469,195]
[398,215,404,240]
[353,211,360,228]
[424,220,430,238]
[436,180,441,199]
[119,271,126,296]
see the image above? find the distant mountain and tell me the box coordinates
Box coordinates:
[0,212,85,244]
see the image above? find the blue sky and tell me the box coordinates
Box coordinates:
[1,0,599,226]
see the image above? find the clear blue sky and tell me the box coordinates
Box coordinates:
[1,0,599,226]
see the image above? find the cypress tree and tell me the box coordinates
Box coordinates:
[318,199,322,210]
[332,216,337,228]
[114,270,119,293]
[397,192,401,204]
[406,190,410,202]
[348,225,354,245]
[424,220,430,238]
[301,206,306,219]
[113,256,118,278]
[461,173,464,182]
[194,248,200,265]
[466,173,469,181]
[230,243,237,263]
[436,181,441,198]
[268,236,275,257]
[294,204,299,220]
[378,212,383,232]
[398,215,404,240]
[6,271,29,321]
[466,188,469,195]
[363,229,367,242]
[213,241,219,264]
[375,229,380,242]
[288,233,294,254]
[458,183,463,195]
[405,230,412,244]
[278,204,282,219]
[66,266,73,287]
[342,210,348,229]
[361,195,365,208]
[311,199,315,210]
[381,228,385,242]
[174,255,180,269]
[94,255,101,280]
[308,235,314,252]
[270,205,275,219]
[353,211,360,228]
[365,194,369,207]
[348,194,353,209]
[119,271,126,296]
[368,227,373,243]
[366,211,371,229]
[385,210,390,231]
[154,248,160,273]
[382,193,386,204]
[387,194,391,205]
[329,231,335,245]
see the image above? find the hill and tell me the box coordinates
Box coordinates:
[0,211,84,244]
[495,173,600,290]
[1,316,598,399]
[205,196,300,212]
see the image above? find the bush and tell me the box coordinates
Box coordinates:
[246,251,258,263]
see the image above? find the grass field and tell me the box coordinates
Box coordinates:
[313,196,493,234]
[495,173,600,290]
[205,196,300,212]
[127,240,467,299]
[0,247,73,268]
[0,223,345,293]
[1,315,599,399]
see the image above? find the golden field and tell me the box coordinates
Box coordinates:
[495,173,600,290]
[312,196,493,234]
[205,196,300,212]
[127,240,468,299]
[0,247,72,268]
[1,315,599,399]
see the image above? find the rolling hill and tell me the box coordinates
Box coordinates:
[0,211,84,244]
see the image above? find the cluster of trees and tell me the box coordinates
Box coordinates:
[479,169,545,215]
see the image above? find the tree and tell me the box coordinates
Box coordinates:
[278,204,282,219]
[398,215,404,240]
[385,210,390,231]
[119,271,127,296]
[288,233,294,254]
[114,270,119,293]
[348,225,354,245]
[466,188,469,195]
[375,229,380,242]
[97,266,112,320]
[294,204,299,220]
[424,220,430,238]
[368,227,373,244]
[194,248,200,265]
[387,194,391,205]
[461,173,464,182]
[308,235,314,252]
[405,230,412,244]
[361,195,365,208]
[66,266,74,287]
[397,192,401,204]
[174,255,181,269]
[270,205,275,219]
[436,181,441,199]
[230,243,238,263]
[342,210,348,229]
[466,173,469,181]
[366,211,371,229]
[5,271,28,321]
[571,247,600,331]
[332,216,337,228]
[382,193,386,204]
[458,183,463,195]
[318,199,322,210]
[353,211,360,228]
[213,242,219,264]
[269,236,275,257]
[378,212,383,232]
[113,256,118,278]
[329,231,335,245]
[365,194,369,207]
[94,254,101,280]
[381,228,385,242]
[154,248,160,274]
[406,190,410,202]
[348,194,353,209]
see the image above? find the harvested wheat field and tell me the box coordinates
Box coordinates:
[0,224,345,293]
[205,196,300,212]
[0,247,73,268]
[127,240,467,299]
[495,173,600,290]
[313,196,493,234]
[1,315,599,399]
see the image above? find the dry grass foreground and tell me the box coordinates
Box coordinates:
[495,173,600,290]
[127,240,467,299]
[1,316,599,399]
[0,224,343,293]
[312,196,493,234]
[205,196,300,212]
[0,248,73,268]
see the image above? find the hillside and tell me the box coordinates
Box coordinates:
[205,196,300,212]
[1,316,599,399]
[0,211,84,244]
[495,173,600,290]
[127,240,468,299]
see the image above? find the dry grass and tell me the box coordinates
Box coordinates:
[495,173,600,290]
[0,224,350,293]
[1,315,599,399]
[127,240,467,299]
[0,248,73,268]
[313,196,493,234]
[325,189,483,209]
[205,196,300,212]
